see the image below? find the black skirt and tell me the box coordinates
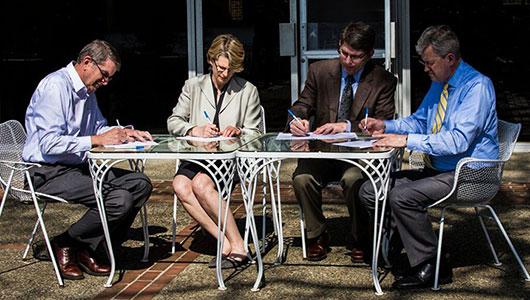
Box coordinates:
[176,160,240,190]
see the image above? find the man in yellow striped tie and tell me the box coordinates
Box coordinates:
[358,25,499,289]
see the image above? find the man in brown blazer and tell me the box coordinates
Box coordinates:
[288,21,396,262]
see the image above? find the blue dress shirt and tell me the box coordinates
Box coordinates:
[384,60,499,172]
[23,62,113,165]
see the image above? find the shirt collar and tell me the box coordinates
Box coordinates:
[447,59,467,89]
[66,61,88,95]
[341,66,364,83]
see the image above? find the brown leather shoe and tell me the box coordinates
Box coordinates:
[350,247,365,264]
[53,243,84,280]
[307,231,330,261]
[78,249,111,276]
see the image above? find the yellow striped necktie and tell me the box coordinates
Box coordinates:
[423,83,448,169]
[432,83,448,133]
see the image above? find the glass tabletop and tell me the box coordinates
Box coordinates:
[91,133,262,154]
[237,132,393,154]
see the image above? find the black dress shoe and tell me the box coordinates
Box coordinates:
[392,257,452,289]
[307,231,330,261]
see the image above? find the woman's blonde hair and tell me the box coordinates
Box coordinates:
[207,34,245,73]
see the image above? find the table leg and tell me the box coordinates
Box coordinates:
[338,156,394,295]
[88,158,128,287]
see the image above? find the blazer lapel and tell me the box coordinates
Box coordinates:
[198,75,216,110]
[351,65,374,120]
[219,78,241,114]
[328,61,341,123]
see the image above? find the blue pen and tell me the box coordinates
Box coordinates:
[363,107,369,131]
[203,111,213,124]
[135,145,144,150]
[288,109,303,126]
[202,110,220,136]
[288,109,309,136]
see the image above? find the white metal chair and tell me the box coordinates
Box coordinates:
[428,119,530,290]
[0,120,68,286]
[0,120,151,286]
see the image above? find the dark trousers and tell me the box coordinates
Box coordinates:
[29,163,152,252]
[358,168,454,267]
[292,158,369,245]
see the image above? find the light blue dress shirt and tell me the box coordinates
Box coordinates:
[23,62,113,165]
[339,67,363,132]
[384,60,499,172]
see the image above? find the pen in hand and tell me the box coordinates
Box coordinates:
[202,111,219,137]
[363,107,369,132]
[288,109,309,136]
[203,111,213,124]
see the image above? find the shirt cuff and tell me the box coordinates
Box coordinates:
[344,120,352,132]
[80,136,93,150]
[384,120,397,133]
[406,133,422,150]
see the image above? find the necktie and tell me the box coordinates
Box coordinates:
[432,83,448,133]
[424,83,449,169]
[338,75,354,121]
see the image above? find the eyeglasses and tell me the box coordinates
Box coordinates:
[213,60,232,74]
[338,48,367,62]
[418,54,447,68]
[90,58,113,82]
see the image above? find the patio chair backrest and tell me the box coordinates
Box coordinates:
[497,119,521,162]
[451,119,521,205]
[0,120,32,202]
[258,105,266,134]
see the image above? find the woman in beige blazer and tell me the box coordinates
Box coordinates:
[167,34,261,268]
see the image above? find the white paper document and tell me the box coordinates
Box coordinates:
[333,140,375,149]
[276,132,359,140]
[104,140,159,149]
[175,136,237,142]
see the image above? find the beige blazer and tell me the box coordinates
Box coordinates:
[167,74,262,136]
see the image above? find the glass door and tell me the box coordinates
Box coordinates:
[287,0,411,118]
[187,0,292,131]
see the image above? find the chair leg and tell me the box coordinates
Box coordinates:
[433,207,447,291]
[25,171,64,287]
[270,169,284,262]
[298,204,307,259]
[0,170,15,217]
[485,205,530,281]
[171,193,178,254]
[23,202,47,260]
[261,167,267,248]
[475,207,501,266]
[140,205,150,262]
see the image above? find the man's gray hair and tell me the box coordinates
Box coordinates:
[77,39,121,71]
[415,25,460,59]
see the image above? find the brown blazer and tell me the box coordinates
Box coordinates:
[288,59,396,131]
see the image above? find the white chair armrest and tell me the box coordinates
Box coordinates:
[0,159,42,171]
[429,157,504,208]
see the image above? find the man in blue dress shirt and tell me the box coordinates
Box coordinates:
[23,40,153,280]
[359,25,498,289]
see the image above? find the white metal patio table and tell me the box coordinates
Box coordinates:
[235,133,397,295]
[87,133,260,289]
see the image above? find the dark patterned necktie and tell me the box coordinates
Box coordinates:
[338,75,354,121]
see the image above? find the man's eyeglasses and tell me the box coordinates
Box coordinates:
[338,48,367,62]
[90,58,113,82]
[418,54,448,68]
[213,60,232,74]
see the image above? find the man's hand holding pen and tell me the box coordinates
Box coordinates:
[358,117,385,135]
[288,109,310,136]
